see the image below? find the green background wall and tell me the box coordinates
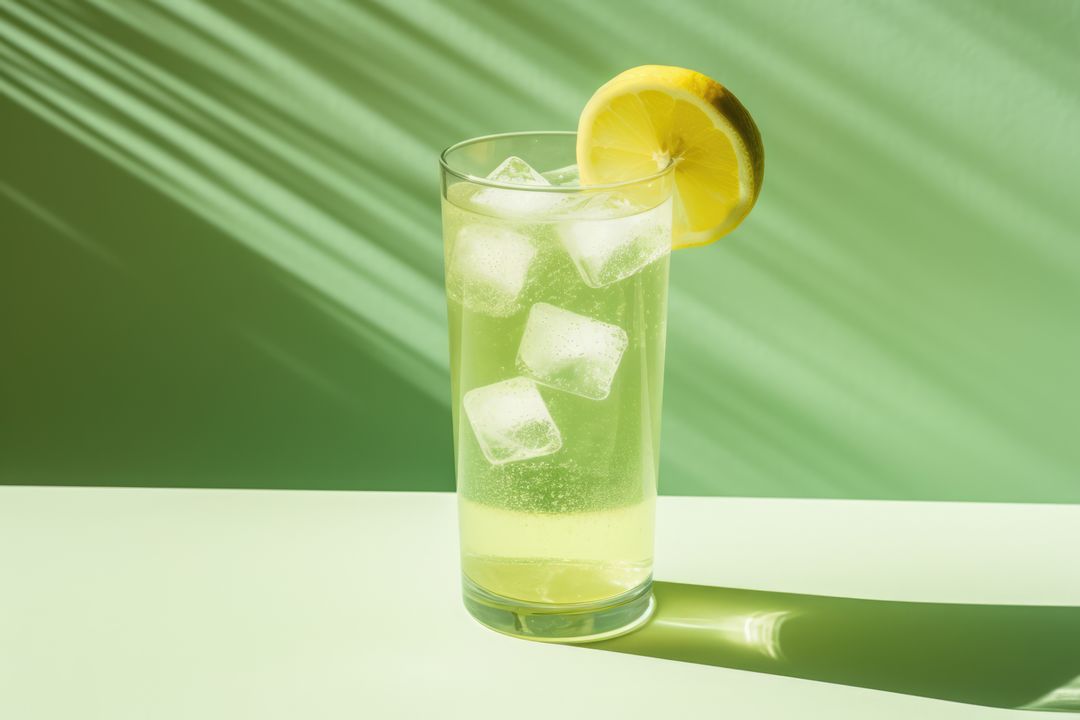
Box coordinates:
[2,0,1078,501]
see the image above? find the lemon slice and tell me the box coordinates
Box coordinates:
[576,65,764,248]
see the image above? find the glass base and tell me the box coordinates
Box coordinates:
[462,574,654,643]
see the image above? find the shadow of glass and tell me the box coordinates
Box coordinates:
[583,582,1080,712]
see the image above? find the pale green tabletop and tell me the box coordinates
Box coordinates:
[1,487,1078,719]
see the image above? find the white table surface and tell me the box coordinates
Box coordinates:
[1,487,1078,719]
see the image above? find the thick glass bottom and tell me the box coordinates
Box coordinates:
[462,574,654,643]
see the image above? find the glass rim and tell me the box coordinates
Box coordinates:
[439,130,674,193]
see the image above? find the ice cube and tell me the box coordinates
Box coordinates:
[448,224,536,317]
[463,377,563,465]
[556,190,633,219]
[540,164,580,187]
[488,155,550,185]
[516,303,629,400]
[470,156,563,217]
[558,196,672,288]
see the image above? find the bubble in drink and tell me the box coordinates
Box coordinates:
[559,196,672,288]
[516,302,629,400]
[463,377,563,465]
[447,224,536,317]
[470,156,563,217]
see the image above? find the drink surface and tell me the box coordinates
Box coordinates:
[444,160,670,605]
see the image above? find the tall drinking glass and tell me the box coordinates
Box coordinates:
[440,132,674,642]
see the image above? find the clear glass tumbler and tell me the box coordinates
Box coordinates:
[440,131,674,642]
